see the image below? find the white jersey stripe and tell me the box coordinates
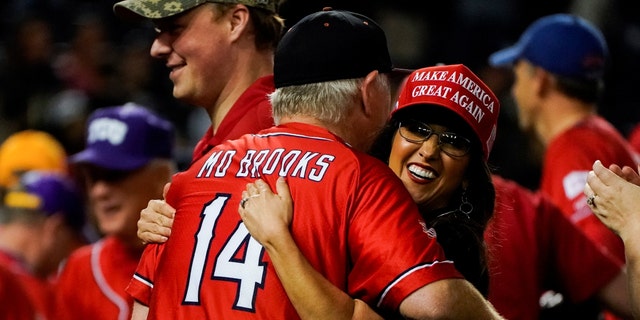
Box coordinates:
[376,260,456,308]
[91,240,130,320]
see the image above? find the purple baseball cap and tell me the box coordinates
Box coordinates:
[70,103,175,171]
[489,14,608,80]
[3,171,86,230]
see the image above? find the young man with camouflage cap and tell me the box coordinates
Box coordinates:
[114,0,283,163]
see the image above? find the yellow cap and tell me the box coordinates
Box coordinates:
[0,130,67,188]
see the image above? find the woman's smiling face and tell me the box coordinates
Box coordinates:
[387,121,471,211]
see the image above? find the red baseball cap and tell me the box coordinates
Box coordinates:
[392,64,500,160]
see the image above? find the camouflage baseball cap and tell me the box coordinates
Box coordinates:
[114,0,277,20]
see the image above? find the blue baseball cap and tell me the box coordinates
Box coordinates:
[70,103,175,171]
[489,14,608,80]
[4,171,86,230]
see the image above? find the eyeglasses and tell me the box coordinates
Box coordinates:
[398,120,472,157]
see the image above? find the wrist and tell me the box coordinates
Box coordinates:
[261,227,295,255]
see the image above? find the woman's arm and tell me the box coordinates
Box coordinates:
[239,177,382,320]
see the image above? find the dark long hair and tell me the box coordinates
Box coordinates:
[370,106,495,296]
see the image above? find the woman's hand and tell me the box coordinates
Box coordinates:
[238,177,293,248]
[585,160,640,241]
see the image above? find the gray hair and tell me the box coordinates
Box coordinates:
[269,74,389,125]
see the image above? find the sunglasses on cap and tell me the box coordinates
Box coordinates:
[398,120,472,157]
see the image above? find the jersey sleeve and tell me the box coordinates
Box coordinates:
[126,243,165,306]
[346,162,462,311]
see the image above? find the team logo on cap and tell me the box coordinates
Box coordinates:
[88,118,129,145]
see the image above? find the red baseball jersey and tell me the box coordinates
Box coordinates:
[191,75,275,163]
[127,122,462,319]
[486,176,625,320]
[541,115,636,263]
[55,237,141,320]
[0,249,54,319]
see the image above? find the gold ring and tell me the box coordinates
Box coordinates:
[240,198,249,209]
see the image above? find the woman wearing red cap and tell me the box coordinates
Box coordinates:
[235,64,500,318]
[138,64,500,318]
[237,63,629,319]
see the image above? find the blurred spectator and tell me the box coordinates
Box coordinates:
[0,170,87,319]
[489,13,637,319]
[55,103,175,320]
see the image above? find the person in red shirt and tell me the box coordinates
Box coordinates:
[127,10,504,319]
[488,175,630,319]
[113,0,284,164]
[489,14,637,318]
[55,103,175,320]
[0,170,87,319]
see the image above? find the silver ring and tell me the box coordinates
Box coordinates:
[240,198,249,209]
[586,195,596,208]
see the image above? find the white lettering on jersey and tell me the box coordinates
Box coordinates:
[196,148,336,182]
[197,150,236,178]
[562,170,589,199]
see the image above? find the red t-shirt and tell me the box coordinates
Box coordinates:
[486,176,624,320]
[191,75,275,163]
[0,264,37,320]
[127,122,462,319]
[541,115,636,263]
[0,249,54,319]
[55,237,142,320]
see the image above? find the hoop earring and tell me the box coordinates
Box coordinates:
[459,188,473,219]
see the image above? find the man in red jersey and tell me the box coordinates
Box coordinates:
[487,175,631,319]
[55,103,175,320]
[126,9,504,319]
[113,0,284,164]
[489,14,637,318]
[0,170,86,319]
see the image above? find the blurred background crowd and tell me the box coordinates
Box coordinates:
[0,0,638,189]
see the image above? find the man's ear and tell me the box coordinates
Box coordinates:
[533,66,554,97]
[360,70,382,117]
[228,4,250,42]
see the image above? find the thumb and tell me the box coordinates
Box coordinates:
[275,176,291,199]
[163,182,171,200]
